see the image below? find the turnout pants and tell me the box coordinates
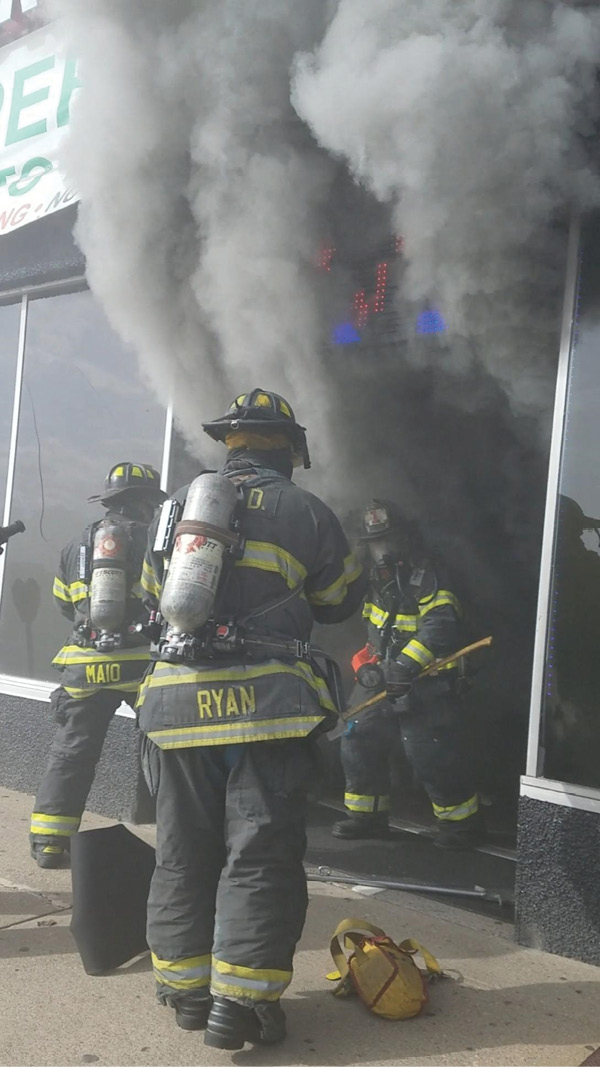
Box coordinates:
[30,687,127,844]
[341,679,479,824]
[145,738,317,1008]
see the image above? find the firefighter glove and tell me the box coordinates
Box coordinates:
[382,659,414,700]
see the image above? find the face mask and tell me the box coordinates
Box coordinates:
[368,535,411,568]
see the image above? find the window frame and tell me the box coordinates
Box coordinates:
[523,214,600,810]
[0,275,173,701]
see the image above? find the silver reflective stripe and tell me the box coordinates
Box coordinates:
[345,793,376,813]
[149,716,324,748]
[211,973,290,997]
[402,640,435,667]
[308,553,363,606]
[153,962,211,986]
[419,591,462,618]
[236,540,307,589]
[432,795,479,821]
[30,815,80,835]
[147,659,335,708]
[362,602,388,626]
[53,646,150,666]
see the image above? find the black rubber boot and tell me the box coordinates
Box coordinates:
[331,814,390,840]
[174,998,212,1031]
[30,840,71,869]
[204,995,286,1050]
[432,811,486,850]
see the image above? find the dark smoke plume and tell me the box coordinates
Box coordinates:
[293,0,600,414]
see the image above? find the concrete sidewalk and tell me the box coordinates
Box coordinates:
[1,788,599,1067]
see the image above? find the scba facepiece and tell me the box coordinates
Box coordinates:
[360,501,415,581]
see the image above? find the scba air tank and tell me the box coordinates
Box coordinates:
[89,521,128,632]
[159,473,238,635]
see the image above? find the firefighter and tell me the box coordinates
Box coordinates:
[29,463,166,870]
[138,389,366,1050]
[332,499,484,848]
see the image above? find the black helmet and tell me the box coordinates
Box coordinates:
[89,462,167,504]
[202,389,311,469]
[359,500,409,542]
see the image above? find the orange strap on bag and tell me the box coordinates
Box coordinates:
[328,917,442,1021]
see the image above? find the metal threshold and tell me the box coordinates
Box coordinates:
[316,798,517,863]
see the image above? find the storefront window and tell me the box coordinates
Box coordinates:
[542,213,600,788]
[0,289,167,680]
[0,301,21,509]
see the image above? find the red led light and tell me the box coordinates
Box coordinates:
[354,290,369,328]
[374,261,388,313]
[395,235,405,254]
[318,246,336,271]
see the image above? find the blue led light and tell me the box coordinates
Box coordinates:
[416,308,447,335]
[332,322,361,345]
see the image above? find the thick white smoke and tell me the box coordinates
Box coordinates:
[292,0,600,412]
[51,0,338,475]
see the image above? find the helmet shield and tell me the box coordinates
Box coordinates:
[360,500,416,571]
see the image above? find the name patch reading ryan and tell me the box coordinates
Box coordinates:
[197,686,256,719]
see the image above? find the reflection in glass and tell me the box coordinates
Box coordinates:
[0,302,22,509]
[543,214,600,787]
[0,290,167,680]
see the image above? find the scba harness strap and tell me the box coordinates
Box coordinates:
[154,467,346,714]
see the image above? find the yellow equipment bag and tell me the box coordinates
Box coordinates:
[328,917,442,1021]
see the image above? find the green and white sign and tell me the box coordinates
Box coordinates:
[0,25,79,235]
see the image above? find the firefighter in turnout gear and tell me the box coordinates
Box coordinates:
[332,500,484,848]
[30,463,166,870]
[138,389,366,1049]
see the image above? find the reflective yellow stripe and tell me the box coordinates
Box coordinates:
[211,958,291,1002]
[68,580,88,604]
[52,576,71,603]
[147,715,325,749]
[52,646,151,667]
[362,602,388,627]
[362,602,419,632]
[30,813,80,836]
[235,540,307,589]
[63,682,141,699]
[432,795,479,822]
[308,554,363,607]
[152,953,211,990]
[419,590,462,618]
[141,559,161,599]
[344,793,390,814]
[143,659,335,711]
[400,639,435,668]
[345,793,376,813]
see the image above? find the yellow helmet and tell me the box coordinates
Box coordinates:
[89,462,167,504]
[202,389,310,469]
